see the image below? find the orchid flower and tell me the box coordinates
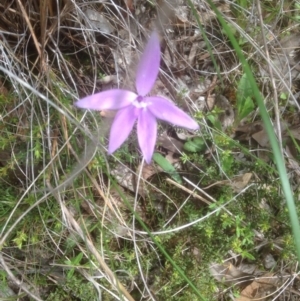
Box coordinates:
[75,32,199,163]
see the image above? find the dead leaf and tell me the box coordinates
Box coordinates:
[231,173,253,192]
[138,163,158,182]
[252,129,269,147]
[188,42,198,65]
[203,173,252,192]
[111,163,135,192]
[210,262,253,287]
[237,121,290,148]
[174,5,189,24]
[206,94,215,110]
[263,254,276,270]
[270,33,300,82]
[157,132,184,154]
[176,131,196,140]
[83,8,114,34]
[236,273,278,301]
[236,122,262,133]
[251,121,289,147]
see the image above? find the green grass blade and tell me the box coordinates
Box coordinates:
[188,0,300,262]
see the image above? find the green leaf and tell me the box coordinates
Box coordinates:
[183,137,206,153]
[12,231,28,249]
[237,73,253,101]
[207,113,222,130]
[65,252,83,280]
[237,73,255,120]
[238,96,254,120]
[280,92,288,100]
[153,153,182,184]
[241,251,255,260]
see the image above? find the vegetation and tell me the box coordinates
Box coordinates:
[0,0,300,300]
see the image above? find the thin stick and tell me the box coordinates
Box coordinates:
[166,178,212,205]
[256,0,282,154]
[17,0,41,58]
[39,0,48,70]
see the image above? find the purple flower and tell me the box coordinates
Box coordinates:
[75,32,199,163]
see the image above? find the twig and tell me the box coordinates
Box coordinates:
[166,178,212,205]
[39,0,48,70]
[256,0,283,155]
[16,0,41,58]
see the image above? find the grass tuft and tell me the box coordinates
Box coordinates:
[1,0,300,300]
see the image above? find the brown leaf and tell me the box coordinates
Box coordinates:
[252,122,289,147]
[111,163,135,192]
[203,173,252,192]
[236,273,278,301]
[206,94,215,110]
[138,163,158,182]
[209,262,253,287]
[231,173,253,192]
[157,132,184,154]
[236,121,263,135]
[174,5,189,24]
[252,129,269,147]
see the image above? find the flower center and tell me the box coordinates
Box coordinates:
[132,95,148,109]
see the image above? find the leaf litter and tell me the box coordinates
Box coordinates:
[1,0,300,300]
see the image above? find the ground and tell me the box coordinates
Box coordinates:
[0,0,300,300]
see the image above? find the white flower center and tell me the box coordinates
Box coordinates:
[132,95,148,109]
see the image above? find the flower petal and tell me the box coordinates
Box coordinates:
[147,96,199,130]
[108,105,137,154]
[75,89,137,110]
[136,32,161,96]
[137,109,157,164]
